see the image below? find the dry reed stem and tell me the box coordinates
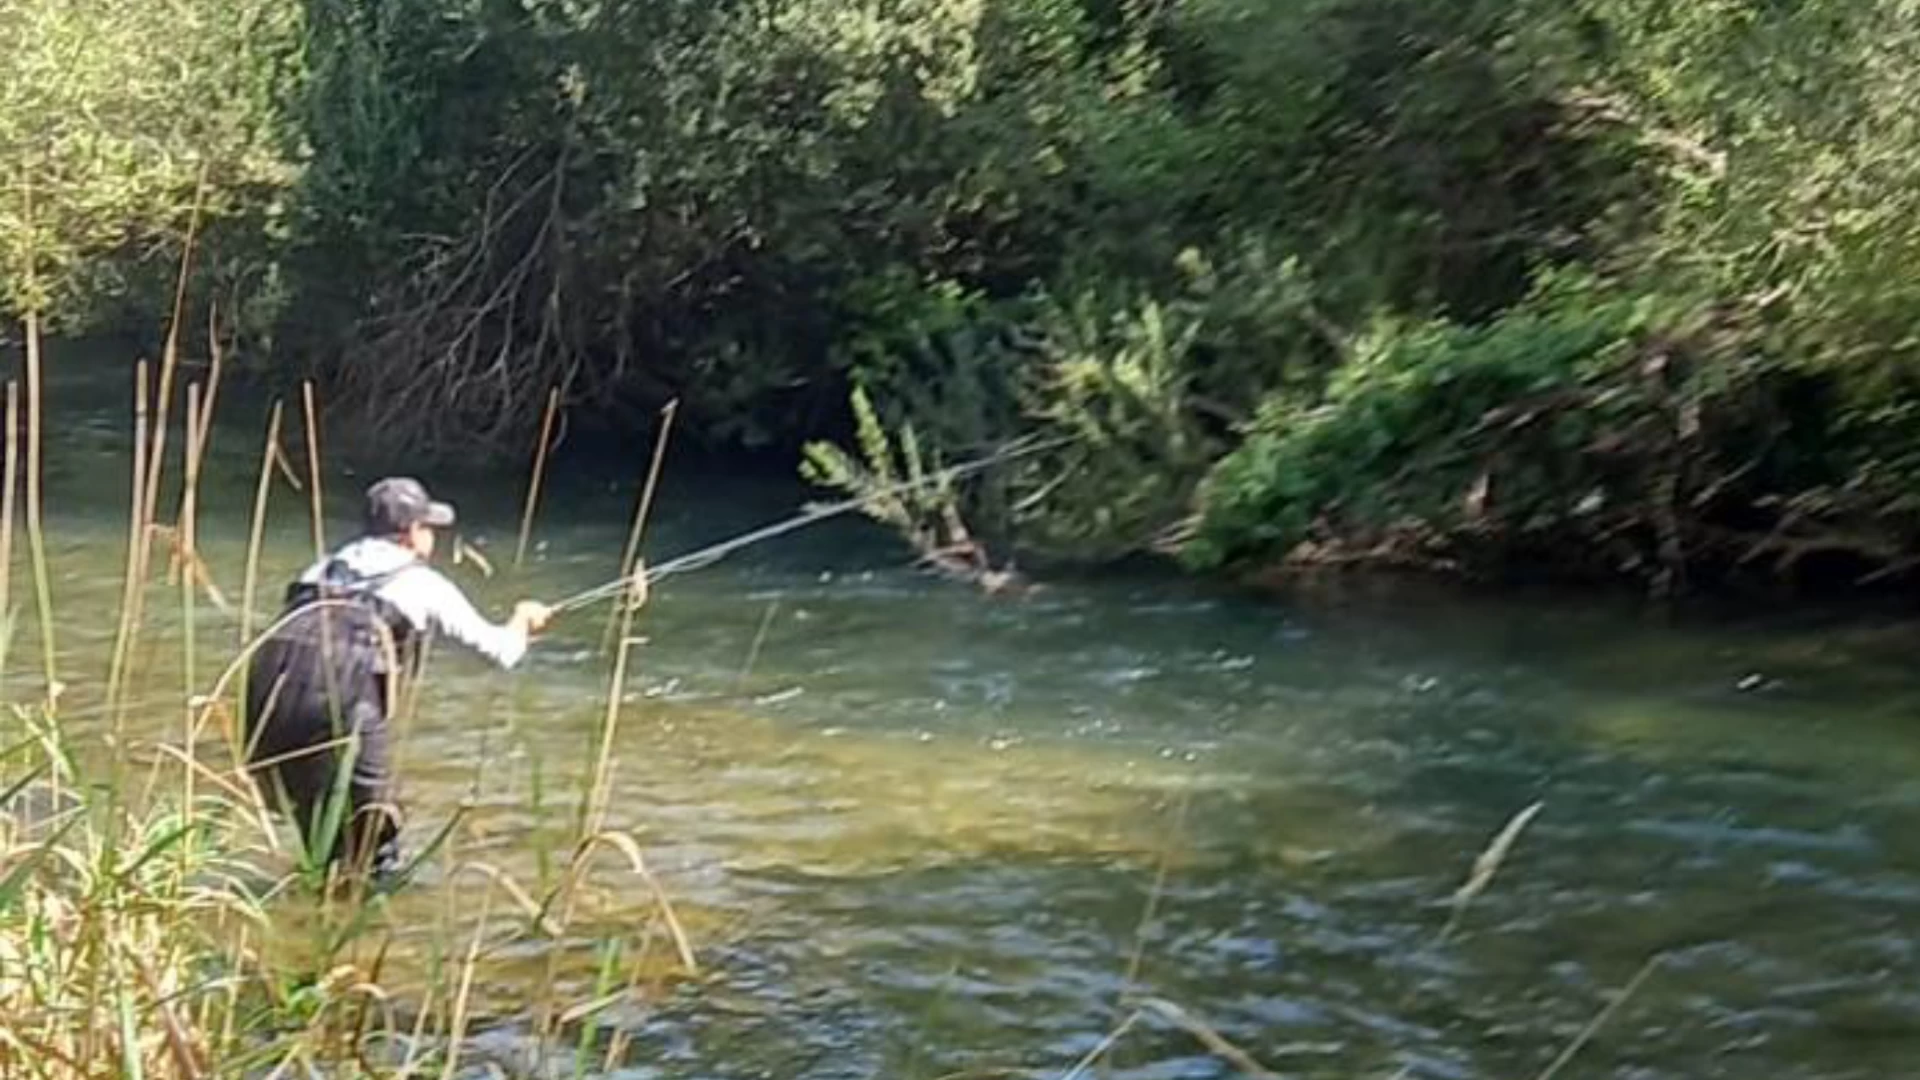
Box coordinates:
[1439,800,1543,943]
[537,400,673,1036]
[191,303,225,470]
[734,599,780,691]
[599,400,677,654]
[401,974,438,1079]
[569,929,648,1061]
[572,829,696,972]
[437,885,499,1080]
[269,437,302,491]
[602,1025,634,1073]
[131,949,209,1078]
[449,861,563,935]
[0,381,17,699]
[453,539,494,579]
[10,180,43,710]
[1090,792,1191,1078]
[218,927,247,1064]
[302,382,326,561]
[147,167,208,541]
[514,386,562,567]
[559,988,625,1028]
[538,628,640,1040]
[165,309,225,588]
[1122,792,1189,996]
[109,362,151,729]
[1534,955,1662,1080]
[344,939,399,1055]
[241,402,284,647]
[584,632,635,838]
[181,384,203,830]
[1057,1011,1143,1080]
[1134,998,1280,1080]
[147,745,277,843]
[1059,998,1276,1078]
[394,634,434,738]
[109,361,148,707]
[580,405,677,834]
[147,523,231,613]
[129,175,207,707]
[22,310,55,708]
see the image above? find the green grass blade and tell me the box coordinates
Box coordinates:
[0,811,81,914]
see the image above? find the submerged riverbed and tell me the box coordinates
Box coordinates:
[12,346,1920,1077]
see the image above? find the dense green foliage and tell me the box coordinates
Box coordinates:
[0,0,298,329]
[1187,276,1812,588]
[14,0,1920,588]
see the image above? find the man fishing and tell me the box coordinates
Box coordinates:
[241,477,553,881]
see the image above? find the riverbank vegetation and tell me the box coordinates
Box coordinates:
[10,0,1920,592]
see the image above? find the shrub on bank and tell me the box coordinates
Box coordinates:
[1182,276,1882,591]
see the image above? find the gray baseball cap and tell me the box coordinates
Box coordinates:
[365,476,456,535]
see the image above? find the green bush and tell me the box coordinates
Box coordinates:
[0,0,299,334]
[1183,276,1807,584]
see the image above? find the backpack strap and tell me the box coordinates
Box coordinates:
[285,556,418,611]
[281,556,426,678]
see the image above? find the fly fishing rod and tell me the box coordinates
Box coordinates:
[548,432,1074,615]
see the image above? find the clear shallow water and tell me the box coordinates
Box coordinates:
[13,345,1920,1078]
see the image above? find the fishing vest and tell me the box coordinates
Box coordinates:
[280,556,424,679]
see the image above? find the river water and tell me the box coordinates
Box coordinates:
[14,345,1920,1078]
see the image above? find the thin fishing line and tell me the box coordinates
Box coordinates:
[550,433,1073,614]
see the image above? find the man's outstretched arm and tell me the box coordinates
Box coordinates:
[393,570,551,669]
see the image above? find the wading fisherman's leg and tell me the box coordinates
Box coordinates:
[292,679,401,878]
[242,654,402,877]
[241,656,341,857]
[338,689,402,877]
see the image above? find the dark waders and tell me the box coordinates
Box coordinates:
[241,561,417,878]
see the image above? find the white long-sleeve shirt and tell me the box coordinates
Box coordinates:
[295,537,529,669]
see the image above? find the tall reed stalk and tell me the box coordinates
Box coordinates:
[119,176,208,712]
[241,402,283,647]
[536,402,678,1043]
[515,386,562,568]
[22,309,57,708]
[588,401,676,828]
[438,886,500,1080]
[599,401,677,656]
[0,381,17,701]
[192,304,225,467]
[303,381,325,560]
[107,362,151,765]
[733,599,780,691]
[179,384,203,831]
[1095,791,1191,1078]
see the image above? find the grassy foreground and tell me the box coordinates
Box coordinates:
[0,698,701,1078]
[0,307,705,1076]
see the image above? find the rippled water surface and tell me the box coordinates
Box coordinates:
[18,347,1920,1077]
